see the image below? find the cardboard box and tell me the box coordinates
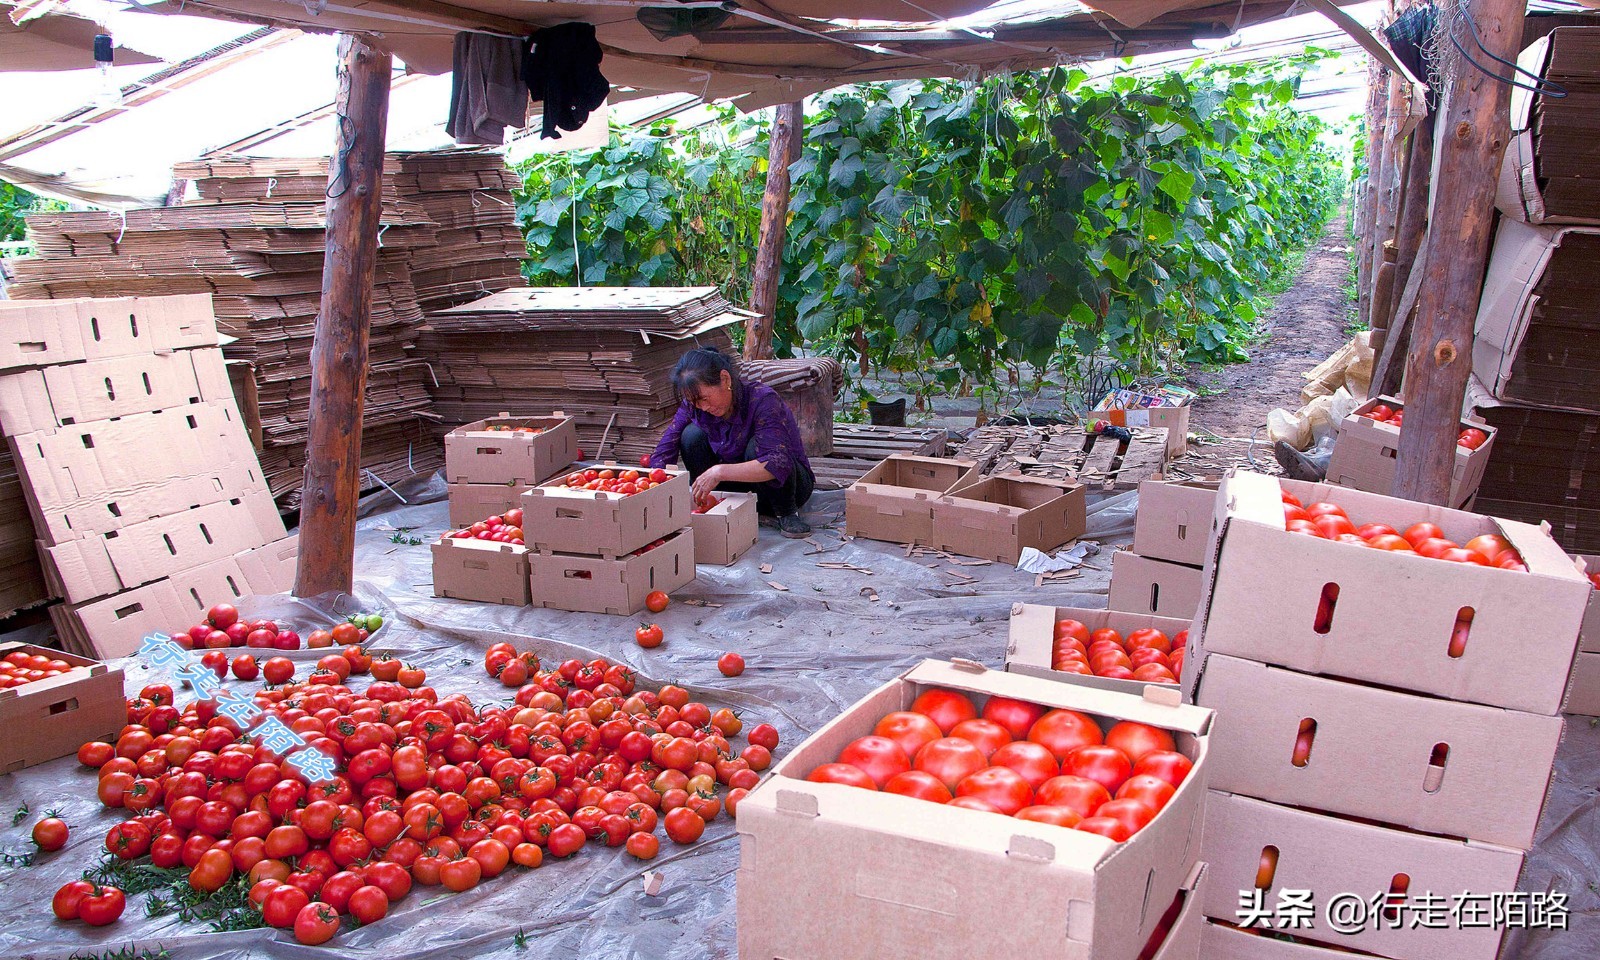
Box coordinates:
[0,641,125,774]
[1564,650,1600,716]
[1108,552,1204,620]
[844,455,977,545]
[691,491,758,566]
[1195,654,1562,849]
[448,481,533,528]
[0,294,219,372]
[737,659,1213,960]
[1202,791,1522,960]
[1006,603,1190,697]
[27,460,271,547]
[444,414,579,485]
[1092,392,1192,458]
[1133,480,1219,568]
[930,475,1086,564]
[233,535,298,596]
[1474,218,1600,413]
[1578,554,1600,654]
[1200,918,1428,959]
[0,348,234,436]
[40,493,286,603]
[10,401,259,517]
[432,536,532,606]
[51,579,189,659]
[1325,396,1494,509]
[1190,472,1589,715]
[528,526,695,616]
[1145,861,1206,960]
[522,463,689,558]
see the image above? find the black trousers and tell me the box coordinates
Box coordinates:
[681,423,814,517]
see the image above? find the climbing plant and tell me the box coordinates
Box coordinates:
[513,53,1342,395]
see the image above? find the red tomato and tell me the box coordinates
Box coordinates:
[348,885,389,924]
[1403,522,1445,548]
[78,885,126,926]
[911,738,988,792]
[1304,502,1348,521]
[53,880,95,920]
[294,902,340,945]
[1415,537,1458,559]
[262,884,310,928]
[909,688,978,734]
[989,740,1060,790]
[806,763,878,790]
[717,652,745,677]
[1463,534,1511,562]
[1283,504,1310,524]
[980,696,1047,740]
[1027,709,1104,762]
[1036,775,1114,819]
[953,766,1033,815]
[1356,522,1398,540]
[664,807,705,844]
[1015,805,1083,828]
[1095,797,1157,836]
[1368,404,1395,422]
[1054,619,1091,644]
[1076,817,1132,842]
[1116,774,1177,813]
[1367,534,1414,551]
[1124,629,1171,654]
[1458,427,1489,450]
[882,770,954,803]
[872,711,943,759]
[947,719,1012,759]
[836,736,911,788]
[1062,745,1133,794]
[1104,722,1176,765]
[1314,514,1356,539]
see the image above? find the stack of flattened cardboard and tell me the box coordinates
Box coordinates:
[0,295,298,658]
[1475,27,1600,554]
[393,150,527,312]
[418,287,744,465]
[1185,472,1584,959]
[0,425,49,618]
[7,156,445,508]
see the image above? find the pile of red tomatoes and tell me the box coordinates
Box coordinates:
[0,648,77,690]
[1282,491,1527,570]
[445,508,525,545]
[1050,621,1186,685]
[556,467,672,498]
[806,687,1192,842]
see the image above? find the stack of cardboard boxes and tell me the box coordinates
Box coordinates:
[1473,27,1600,554]
[1106,480,1216,621]
[1564,556,1600,717]
[0,295,297,657]
[0,424,48,619]
[1184,471,1586,959]
[1325,396,1497,509]
[845,454,1087,565]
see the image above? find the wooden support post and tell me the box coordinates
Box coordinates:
[1372,111,1437,398]
[1392,0,1522,505]
[1369,68,1407,328]
[743,100,802,362]
[295,35,391,597]
[1355,60,1387,332]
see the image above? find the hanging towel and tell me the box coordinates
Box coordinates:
[522,22,609,140]
[447,32,529,145]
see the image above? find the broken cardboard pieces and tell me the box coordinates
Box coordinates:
[1193,654,1561,850]
[527,526,694,616]
[1201,791,1525,960]
[1006,603,1190,698]
[690,491,758,566]
[1132,480,1221,568]
[0,347,234,436]
[736,659,1213,960]
[1108,552,1204,621]
[444,414,579,486]
[432,536,531,606]
[0,640,125,774]
[0,294,220,373]
[1324,396,1494,510]
[844,455,977,546]
[1189,471,1588,716]
[931,475,1087,565]
[521,463,690,558]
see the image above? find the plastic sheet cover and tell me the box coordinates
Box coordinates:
[0,486,1594,959]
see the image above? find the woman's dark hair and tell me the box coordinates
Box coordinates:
[674,346,743,405]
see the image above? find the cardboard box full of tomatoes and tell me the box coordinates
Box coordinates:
[0,641,124,774]
[690,491,758,566]
[447,481,534,528]
[736,659,1214,960]
[1007,603,1191,698]
[1185,471,1590,716]
[1325,395,1495,510]
[528,526,694,616]
[444,413,579,486]
[521,462,690,559]
[433,507,532,606]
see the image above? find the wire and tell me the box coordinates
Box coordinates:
[1447,0,1568,97]
[325,114,357,200]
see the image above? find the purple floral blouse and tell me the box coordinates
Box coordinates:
[649,381,810,485]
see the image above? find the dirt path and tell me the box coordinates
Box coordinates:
[1183,213,1357,439]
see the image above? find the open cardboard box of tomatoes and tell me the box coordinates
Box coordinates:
[1325,395,1495,510]
[690,491,758,566]
[528,526,695,616]
[1007,603,1191,698]
[521,463,690,559]
[0,640,124,774]
[1201,790,1524,960]
[736,659,1213,960]
[1185,471,1589,716]
[443,413,579,486]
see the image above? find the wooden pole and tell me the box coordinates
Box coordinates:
[743,100,802,362]
[1372,112,1437,397]
[1354,60,1387,332]
[1392,0,1522,504]
[1368,68,1407,324]
[295,34,391,597]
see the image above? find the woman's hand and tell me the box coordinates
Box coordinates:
[692,465,723,503]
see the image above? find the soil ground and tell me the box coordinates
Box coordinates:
[1182,212,1358,439]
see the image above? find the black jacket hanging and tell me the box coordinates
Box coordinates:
[522,22,609,140]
